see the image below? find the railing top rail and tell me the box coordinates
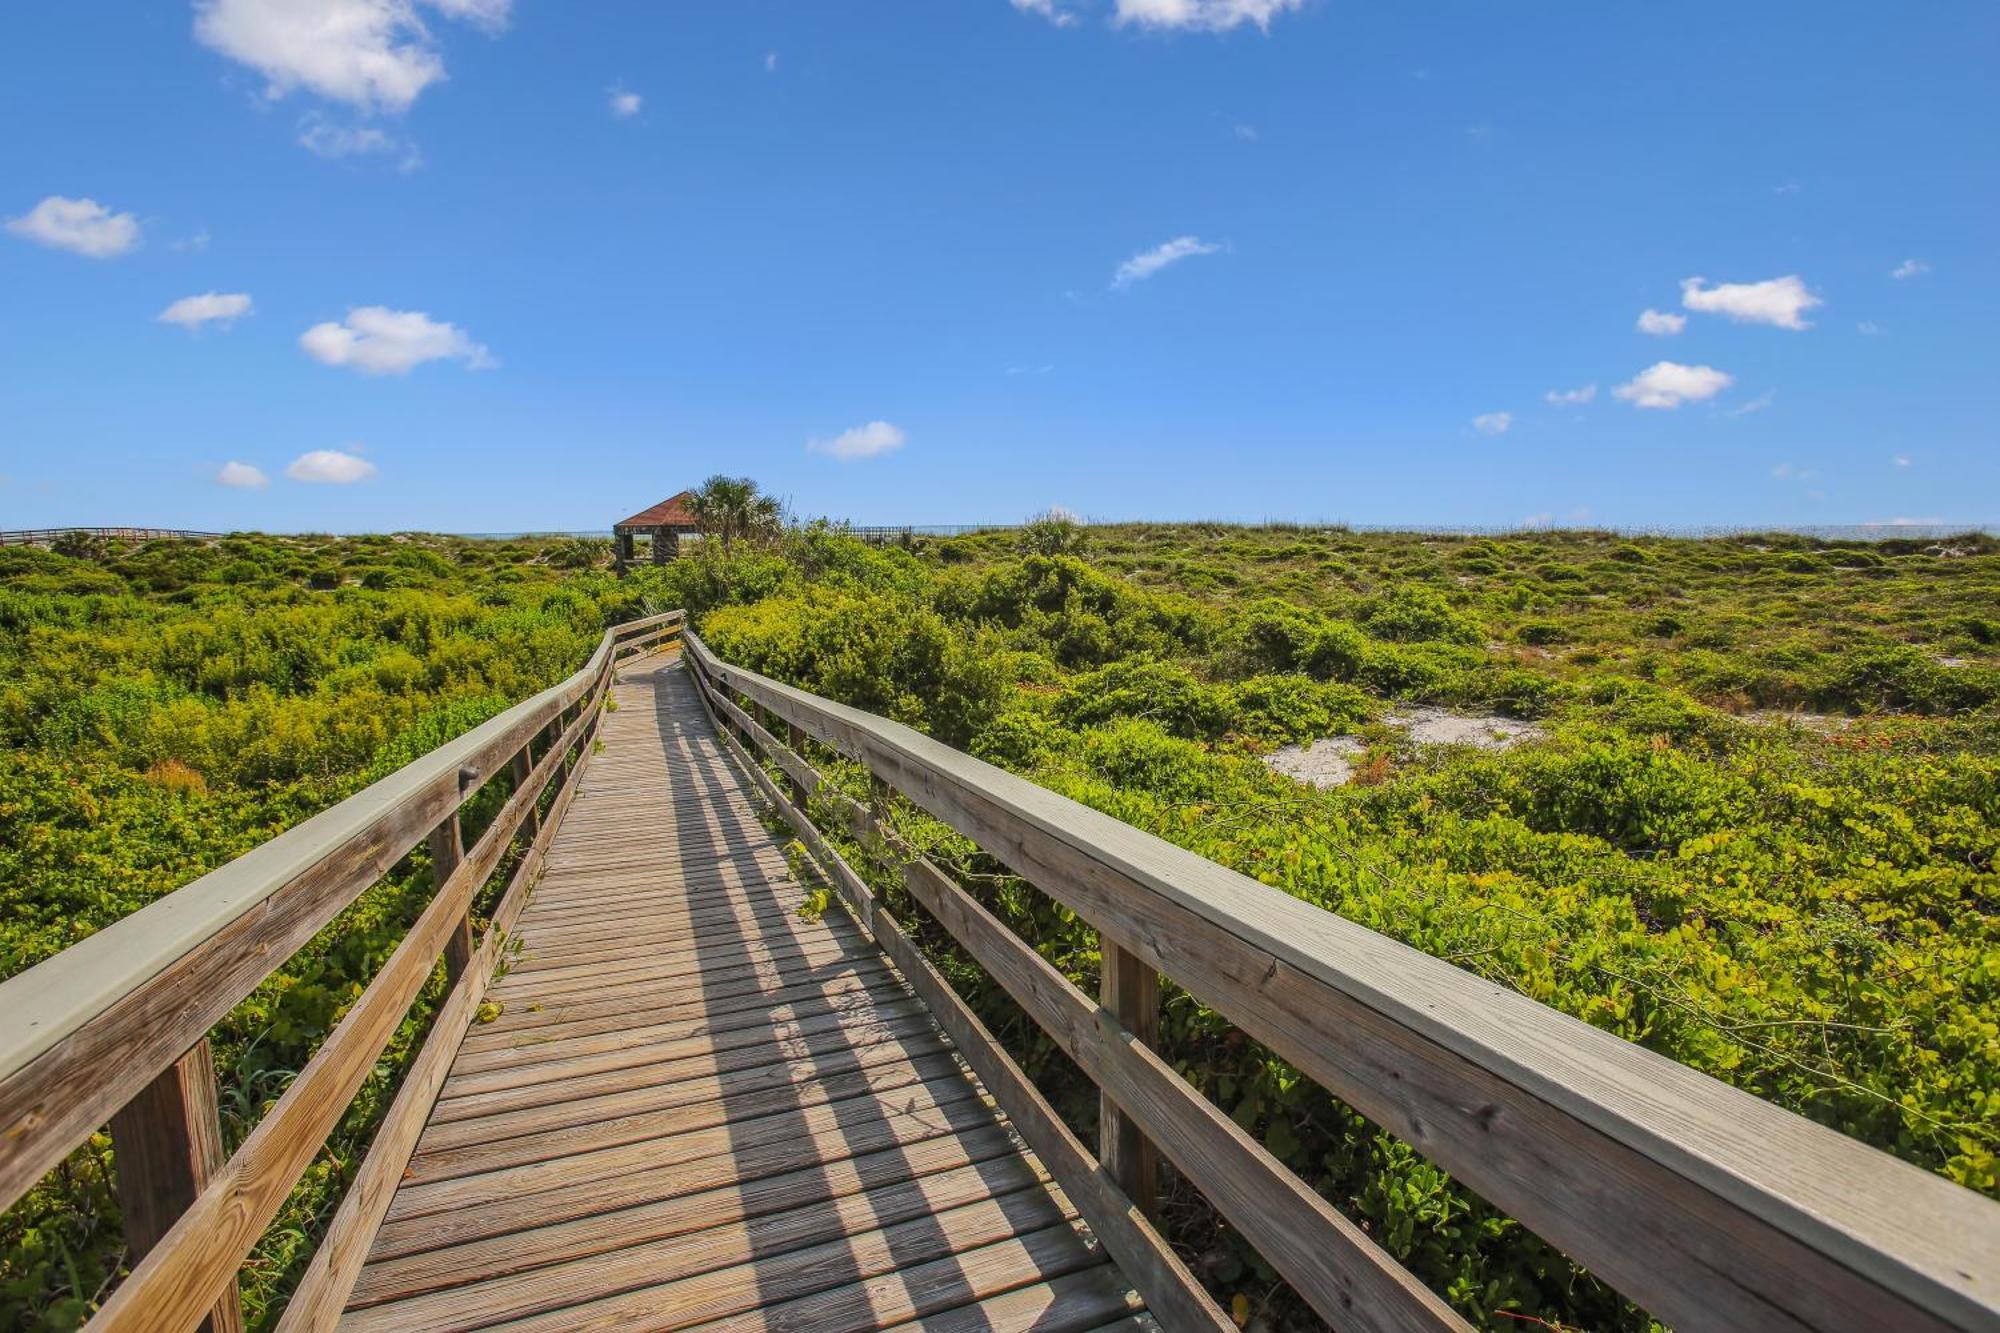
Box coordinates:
[0,609,683,1211]
[683,631,2000,1332]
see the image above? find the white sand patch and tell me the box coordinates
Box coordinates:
[1264,736,1367,788]
[1389,706,1542,749]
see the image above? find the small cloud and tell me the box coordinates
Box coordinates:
[1112,0,1304,31]
[608,85,642,118]
[6,195,141,258]
[1728,389,1776,417]
[808,420,907,461]
[1857,320,1884,335]
[1770,462,1816,481]
[1636,309,1686,337]
[1890,258,1930,280]
[300,306,494,375]
[1680,274,1822,330]
[1471,411,1512,436]
[1545,383,1596,407]
[1006,364,1056,376]
[1232,122,1258,141]
[1893,455,1911,468]
[1011,0,1079,26]
[1614,361,1733,410]
[159,292,254,331]
[1112,235,1222,290]
[172,229,213,253]
[1773,179,1802,195]
[287,449,378,484]
[216,461,269,488]
[298,114,423,169]
[764,51,780,72]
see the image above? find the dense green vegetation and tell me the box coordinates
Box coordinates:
[3,520,1996,1329]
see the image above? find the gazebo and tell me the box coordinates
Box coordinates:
[613,490,701,566]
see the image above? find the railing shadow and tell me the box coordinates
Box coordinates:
[650,657,1052,1325]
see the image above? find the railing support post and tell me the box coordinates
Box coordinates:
[1100,940,1161,1220]
[511,741,539,837]
[108,1040,244,1333]
[786,722,809,809]
[430,774,473,985]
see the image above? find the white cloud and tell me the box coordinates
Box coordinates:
[1770,462,1816,481]
[764,52,779,73]
[1728,389,1775,417]
[1112,235,1222,290]
[1006,364,1056,376]
[300,306,494,374]
[1471,411,1512,436]
[808,420,907,461]
[159,292,255,330]
[1857,320,1883,335]
[1636,308,1685,337]
[1891,258,1930,280]
[217,461,269,488]
[1545,383,1596,406]
[1613,361,1734,410]
[1893,455,1911,468]
[1680,274,1821,330]
[6,195,141,258]
[608,86,642,118]
[286,448,378,483]
[1011,0,1080,26]
[193,0,511,115]
[1113,0,1304,31]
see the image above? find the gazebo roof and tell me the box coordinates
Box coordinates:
[614,490,699,531]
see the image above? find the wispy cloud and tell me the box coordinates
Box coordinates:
[159,292,254,331]
[1545,384,1597,407]
[1680,274,1821,330]
[1614,361,1733,410]
[1728,389,1775,417]
[1891,258,1930,280]
[1111,235,1222,290]
[1011,0,1080,26]
[764,51,780,73]
[300,307,494,375]
[1636,309,1685,337]
[1471,411,1512,436]
[808,420,907,461]
[1893,455,1911,468]
[1006,364,1056,376]
[1857,320,1884,335]
[6,195,141,258]
[1770,462,1816,481]
[1112,0,1304,31]
[608,85,642,118]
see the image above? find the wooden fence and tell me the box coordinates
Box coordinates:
[681,631,2000,1333]
[0,527,223,547]
[0,611,685,1332]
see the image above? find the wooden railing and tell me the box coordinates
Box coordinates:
[0,610,685,1332]
[0,527,225,546]
[682,631,2000,1333]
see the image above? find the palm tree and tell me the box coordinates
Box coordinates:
[686,475,783,553]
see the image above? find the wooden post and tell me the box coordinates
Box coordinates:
[786,722,809,809]
[108,1041,244,1333]
[430,784,472,986]
[511,741,539,837]
[1100,940,1161,1220]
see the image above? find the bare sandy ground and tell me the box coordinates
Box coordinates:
[1264,707,1543,788]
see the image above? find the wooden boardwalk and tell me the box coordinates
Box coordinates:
[343,654,1149,1331]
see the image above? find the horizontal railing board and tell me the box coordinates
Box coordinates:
[685,633,2000,1333]
[0,615,680,1213]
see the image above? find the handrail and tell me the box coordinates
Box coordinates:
[0,527,224,545]
[0,609,683,1329]
[682,631,2000,1333]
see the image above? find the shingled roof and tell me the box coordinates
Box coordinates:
[613,490,700,530]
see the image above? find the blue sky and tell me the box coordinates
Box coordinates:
[2,1,1995,532]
